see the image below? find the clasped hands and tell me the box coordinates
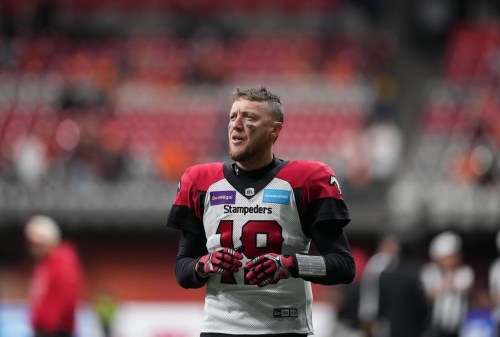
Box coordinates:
[195,247,296,287]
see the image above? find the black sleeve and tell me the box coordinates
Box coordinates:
[301,221,356,285]
[174,230,209,289]
[167,205,205,235]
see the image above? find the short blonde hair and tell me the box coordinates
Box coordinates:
[232,87,284,123]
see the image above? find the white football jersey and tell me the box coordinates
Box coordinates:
[203,176,313,334]
[169,159,348,335]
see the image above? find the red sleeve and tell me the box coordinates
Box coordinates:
[277,161,343,200]
[278,161,350,234]
[167,163,224,234]
[174,168,202,219]
[302,161,344,202]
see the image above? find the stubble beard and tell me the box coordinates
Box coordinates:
[229,145,253,163]
[229,135,269,165]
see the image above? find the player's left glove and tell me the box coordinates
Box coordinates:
[245,253,297,287]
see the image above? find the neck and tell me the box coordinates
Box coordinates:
[233,157,279,179]
[236,154,274,171]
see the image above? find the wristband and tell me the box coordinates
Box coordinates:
[295,254,326,277]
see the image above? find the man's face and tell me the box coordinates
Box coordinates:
[228,99,280,168]
[435,253,461,270]
[26,239,51,259]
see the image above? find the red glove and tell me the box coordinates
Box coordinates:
[245,253,297,287]
[195,247,243,278]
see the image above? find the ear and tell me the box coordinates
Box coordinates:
[271,121,283,141]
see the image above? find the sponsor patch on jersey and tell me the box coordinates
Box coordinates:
[262,189,291,205]
[273,308,298,318]
[210,190,236,205]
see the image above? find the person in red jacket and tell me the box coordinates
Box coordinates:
[25,215,83,337]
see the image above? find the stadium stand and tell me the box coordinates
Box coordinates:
[0,11,399,229]
[389,22,500,232]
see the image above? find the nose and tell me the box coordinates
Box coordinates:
[231,114,244,130]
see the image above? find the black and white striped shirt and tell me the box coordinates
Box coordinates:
[420,262,474,333]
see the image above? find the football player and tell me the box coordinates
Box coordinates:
[167,87,356,337]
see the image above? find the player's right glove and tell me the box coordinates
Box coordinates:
[195,247,244,279]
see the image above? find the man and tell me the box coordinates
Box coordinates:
[381,237,428,337]
[25,215,83,337]
[94,290,118,337]
[358,234,401,337]
[420,231,474,337]
[167,87,356,337]
[490,230,500,337]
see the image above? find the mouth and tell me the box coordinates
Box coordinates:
[231,134,245,145]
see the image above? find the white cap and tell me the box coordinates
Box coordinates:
[25,215,61,246]
[429,231,461,259]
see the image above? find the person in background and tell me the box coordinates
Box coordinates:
[331,247,368,337]
[167,87,356,337]
[420,231,474,337]
[358,234,401,337]
[381,236,428,337]
[25,215,83,337]
[94,290,118,337]
[490,230,500,337]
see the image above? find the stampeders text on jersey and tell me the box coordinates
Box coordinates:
[223,204,273,215]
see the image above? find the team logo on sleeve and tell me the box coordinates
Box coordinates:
[210,191,236,205]
[329,175,343,195]
[262,189,291,205]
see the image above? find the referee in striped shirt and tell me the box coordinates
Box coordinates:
[420,231,474,337]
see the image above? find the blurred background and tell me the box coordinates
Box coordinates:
[0,0,500,336]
